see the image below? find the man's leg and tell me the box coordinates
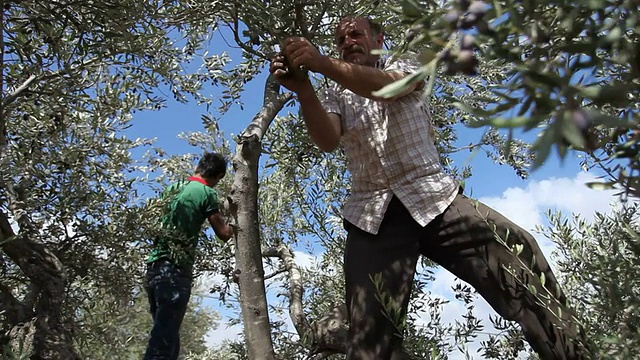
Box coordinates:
[145,267,157,322]
[344,196,421,360]
[144,260,192,360]
[421,193,589,360]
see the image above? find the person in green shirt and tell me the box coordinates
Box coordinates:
[144,152,234,360]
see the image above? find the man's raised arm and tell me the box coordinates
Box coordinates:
[269,54,342,153]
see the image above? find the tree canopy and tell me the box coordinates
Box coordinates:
[1,0,637,359]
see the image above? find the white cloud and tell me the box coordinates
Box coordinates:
[479,171,618,234]
[293,250,319,269]
[478,171,620,265]
[205,323,244,347]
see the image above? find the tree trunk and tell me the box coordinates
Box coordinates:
[230,75,292,360]
[0,212,81,360]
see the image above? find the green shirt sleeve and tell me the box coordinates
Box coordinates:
[203,188,219,216]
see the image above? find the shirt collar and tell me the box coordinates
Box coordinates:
[188,176,209,186]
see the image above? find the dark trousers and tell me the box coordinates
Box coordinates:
[144,259,192,360]
[344,194,588,360]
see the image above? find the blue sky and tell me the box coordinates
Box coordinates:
[125,28,617,356]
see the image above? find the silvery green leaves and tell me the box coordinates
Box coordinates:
[388,0,640,197]
[0,0,235,358]
[543,205,640,359]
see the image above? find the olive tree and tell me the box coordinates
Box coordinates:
[523,204,640,360]
[0,0,231,357]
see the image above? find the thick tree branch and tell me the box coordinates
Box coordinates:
[240,74,293,142]
[0,209,78,359]
[0,281,32,325]
[294,0,310,38]
[264,245,350,355]
[231,72,292,360]
[4,176,35,234]
[263,244,312,339]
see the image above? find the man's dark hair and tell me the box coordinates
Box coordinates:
[338,16,383,36]
[365,17,382,36]
[196,152,227,179]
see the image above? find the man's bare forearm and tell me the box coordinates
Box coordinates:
[316,57,405,100]
[297,87,341,152]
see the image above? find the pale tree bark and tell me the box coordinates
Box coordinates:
[263,245,349,358]
[0,180,71,360]
[230,74,293,360]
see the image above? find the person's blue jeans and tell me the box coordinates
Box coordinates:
[144,259,192,360]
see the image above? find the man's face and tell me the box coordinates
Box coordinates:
[335,18,383,67]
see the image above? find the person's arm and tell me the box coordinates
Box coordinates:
[282,37,422,102]
[315,57,423,102]
[208,211,234,242]
[296,83,342,152]
[318,56,424,102]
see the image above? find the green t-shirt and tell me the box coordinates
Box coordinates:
[146,178,219,268]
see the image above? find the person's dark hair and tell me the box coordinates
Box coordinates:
[196,152,227,179]
[365,17,382,36]
[338,16,383,36]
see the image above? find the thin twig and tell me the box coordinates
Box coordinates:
[231,3,267,60]
[2,74,37,106]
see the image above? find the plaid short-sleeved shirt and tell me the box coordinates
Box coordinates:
[321,56,459,235]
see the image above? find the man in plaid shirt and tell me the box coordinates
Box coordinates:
[269,16,588,360]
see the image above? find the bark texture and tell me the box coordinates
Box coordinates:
[231,75,292,360]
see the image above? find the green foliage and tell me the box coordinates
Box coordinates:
[0,0,231,356]
[386,0,640,196]
[2,0,634,359]
[74,286,218,359]
[543,204,640,359]
[126,0,638,358]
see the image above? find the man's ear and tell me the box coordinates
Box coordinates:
[375,32,384,48]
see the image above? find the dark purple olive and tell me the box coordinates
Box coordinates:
[467,1,489,17]
[444,62,460,75]
[457,49,478,74]
[405,24,424,42]
[458,0,471,10]
[459,13,478,29]
[444,10,462,28]
[460,34,475,49]
[476,19,494,34]
[438,48,453,60]
[571,109,591,131]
